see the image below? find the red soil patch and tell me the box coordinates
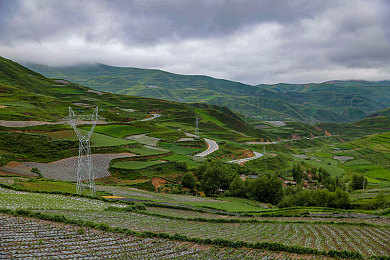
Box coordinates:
[324,130,332,136]
[240,150,254,158]
[151,177,173,191]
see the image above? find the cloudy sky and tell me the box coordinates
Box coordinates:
[1,0,389,84]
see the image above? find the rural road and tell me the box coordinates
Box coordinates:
[246,134,338,145]
[195,138,219,157]
[140,113,161,121]
[228,151,263,164]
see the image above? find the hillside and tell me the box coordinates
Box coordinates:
[0,56,268,167]
[25,63,390,123]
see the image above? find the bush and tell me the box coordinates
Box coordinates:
[278,188,350,209]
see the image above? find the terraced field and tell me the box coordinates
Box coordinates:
[44,210,389,257]
[1,183,390,258]
[0,213,335,259]
[0,187,122,211]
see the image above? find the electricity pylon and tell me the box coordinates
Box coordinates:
[65,107,103,196]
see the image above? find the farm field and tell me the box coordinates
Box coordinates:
[23,153,136,181]
[44,129,137,147]
[86,124,146,138]
[95,185,269,212]
[111,160,164,170]
[0,187,122,211]
[144,206,390,225]
[39,209,390,257]
[1,186,389,258]
[0,213,339,259]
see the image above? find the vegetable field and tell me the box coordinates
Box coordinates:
[0,213,333,259]
[45,210,390,257]
[0,187,122,211]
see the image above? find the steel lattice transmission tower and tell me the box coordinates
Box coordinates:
[65,107,103,196]
[195,115,200,139]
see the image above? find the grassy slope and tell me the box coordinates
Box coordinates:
[0,56,267,168]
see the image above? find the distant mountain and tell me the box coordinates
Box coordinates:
[25,63,390,123]
[1,57,267,139]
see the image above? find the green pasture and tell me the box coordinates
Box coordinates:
[50,88,85,94]
[347,164,390,181]
[296,157,345,177]
[129,146,169,156]
[344,159,372,166]
[186,197,269,212]
[87,124,146,138]
[89,131,137,147]
[196,109,225,126]
[43,129,137,147]
[163,154,200,168]
[160,143,200,155]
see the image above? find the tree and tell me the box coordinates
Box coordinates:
[329,188,350,209]
[229,176,248,198]
[199,161,235,196]
[292,165,304,183]
[250,174,283,205]
[374,192,389,209]
[351,174,366,190]
[182,172,196,190]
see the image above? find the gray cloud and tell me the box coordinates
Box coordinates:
[0,0,389,84]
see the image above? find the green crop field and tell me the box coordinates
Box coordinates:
[163,154,200,168]
[160,143,200,155]
[129,146,169,156]
[88,124,146,138]
[89,131,137,147]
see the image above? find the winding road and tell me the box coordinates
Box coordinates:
[194,138,219,157]
[228,151,263,164]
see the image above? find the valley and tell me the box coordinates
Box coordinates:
[0,56,389,259]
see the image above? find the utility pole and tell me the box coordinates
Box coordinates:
[346,182,349,193]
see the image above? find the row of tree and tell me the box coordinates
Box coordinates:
[278,188,350,208]
[181,160,370,209]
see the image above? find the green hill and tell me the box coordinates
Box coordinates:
[25,63,390,123]
[0,57,268,158]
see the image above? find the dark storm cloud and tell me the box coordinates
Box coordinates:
[0,0,331,44]
[0,0,389,84]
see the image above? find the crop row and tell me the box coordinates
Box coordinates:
[0,213,325,259]
[96,184,220,203]
[49,210,389,257]
[144,206,390,225]
[0,187,123,211]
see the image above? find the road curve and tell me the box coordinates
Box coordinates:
[194,138,219,157]
[228,151,263,164]
[140,113,161,121]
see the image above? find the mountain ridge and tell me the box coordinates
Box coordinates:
[25,62,390,123]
